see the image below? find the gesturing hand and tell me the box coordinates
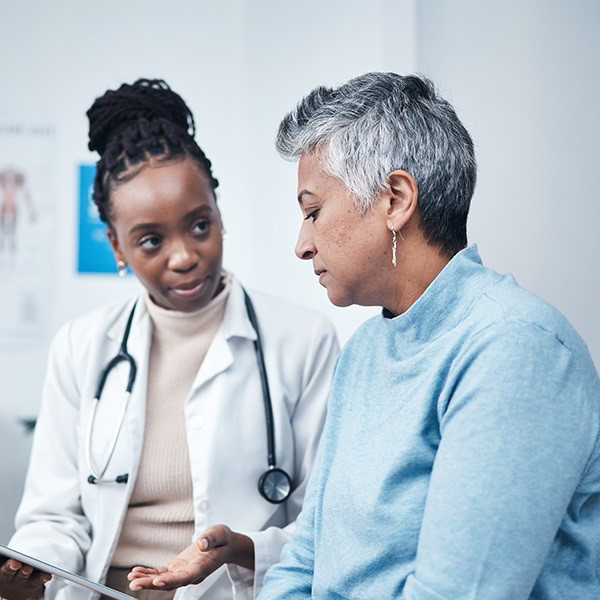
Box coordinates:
[0,559,51,600]
[128,525,254,591]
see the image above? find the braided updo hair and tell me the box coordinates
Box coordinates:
[87,78,219,224]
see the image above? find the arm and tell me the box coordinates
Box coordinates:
[5,324,92,598]
[403,322,600,599]
[129,316,339,597]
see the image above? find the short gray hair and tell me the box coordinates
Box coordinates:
[276,72,476,256]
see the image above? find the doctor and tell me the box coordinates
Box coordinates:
[0,79,338,600]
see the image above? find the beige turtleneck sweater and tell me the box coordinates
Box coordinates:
[111,274,231,569]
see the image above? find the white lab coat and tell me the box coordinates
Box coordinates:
[9,277,338,600]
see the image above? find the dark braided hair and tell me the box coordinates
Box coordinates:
[87,78,219,224]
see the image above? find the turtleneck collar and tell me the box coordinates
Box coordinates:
[143,272,232,342]
[380,245,500,349]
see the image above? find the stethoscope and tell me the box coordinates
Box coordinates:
[85,289,293,504]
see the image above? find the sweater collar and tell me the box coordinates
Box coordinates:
[380,245,498,346]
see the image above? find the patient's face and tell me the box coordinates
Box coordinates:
[294,152,390,307]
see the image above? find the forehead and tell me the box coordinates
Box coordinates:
[297,151,349,196]
[297,152,326,189]
[110,157,216,221]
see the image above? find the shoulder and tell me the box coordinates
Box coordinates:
[469,273,592,360]
[450,276,600,415]
[50,293,139,351]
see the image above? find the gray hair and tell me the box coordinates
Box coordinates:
[276,72,477,256]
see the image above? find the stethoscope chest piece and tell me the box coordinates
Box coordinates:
[259,467,292,504]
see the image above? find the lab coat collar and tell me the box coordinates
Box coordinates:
[106,292,150,345]
[104,274,257,345]
[104,276,258,400]
[219,275,258,343]
[187,275,258,394]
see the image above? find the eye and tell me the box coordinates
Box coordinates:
[304,209,319,221]
[139,235,161,250]
[193,219,210,235]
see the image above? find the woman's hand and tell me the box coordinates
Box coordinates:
[127,525,254,591]
[0,559,51,600]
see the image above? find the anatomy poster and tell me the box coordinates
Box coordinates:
[0,122,55,342]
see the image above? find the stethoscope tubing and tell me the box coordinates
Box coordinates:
[84,291,292,502]
[243,290,277,468]
[86,302,137,484]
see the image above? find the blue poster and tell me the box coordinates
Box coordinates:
[77,164,118,274]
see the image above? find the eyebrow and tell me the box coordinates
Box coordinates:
[297,190,316,205]
[127,205,213,236]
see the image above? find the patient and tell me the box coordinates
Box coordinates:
[132,72,600,599]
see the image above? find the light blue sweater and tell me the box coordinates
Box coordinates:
[259,246,600,599]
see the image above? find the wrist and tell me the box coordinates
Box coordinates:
[228,533,255,571]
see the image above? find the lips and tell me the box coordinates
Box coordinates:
[314,269,327,286]
[172,278,205,291]
[169,276,208,298]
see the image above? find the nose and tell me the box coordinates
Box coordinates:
[294,221,316,261]
[167,239,198,272]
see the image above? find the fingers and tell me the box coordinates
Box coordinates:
[128,566,162,578]
[0,560,43,582]
[0,560,51,600]
[1,560,23,579]
[15,565,34,580]
[128,575,156,591]
[129,570,191,592]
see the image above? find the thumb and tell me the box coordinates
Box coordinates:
[196,525,231,551]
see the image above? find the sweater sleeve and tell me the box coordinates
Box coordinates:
[402,321,600,599]
[228,316,339,599]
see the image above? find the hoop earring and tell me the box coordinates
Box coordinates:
[391,231,397,268]
[117,260,127,277]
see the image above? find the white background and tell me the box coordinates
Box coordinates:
[0,0,598,542]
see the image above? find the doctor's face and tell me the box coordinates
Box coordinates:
[108,156,224,312]
[294,152,390,307]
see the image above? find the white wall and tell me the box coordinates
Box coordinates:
[415,0,600,369]
[0,0,416,542]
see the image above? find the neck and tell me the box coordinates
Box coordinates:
[383,239,452,317]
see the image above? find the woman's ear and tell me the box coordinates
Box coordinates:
[384,170,419,233]
[107,227,125,264]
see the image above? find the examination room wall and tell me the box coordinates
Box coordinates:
[1,0,599,544]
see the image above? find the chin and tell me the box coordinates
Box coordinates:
[326,288,354,308]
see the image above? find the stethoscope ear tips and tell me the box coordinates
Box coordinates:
[87,475,97,485]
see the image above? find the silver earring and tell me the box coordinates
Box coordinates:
[117,260,127,277]
[391,231,397,268]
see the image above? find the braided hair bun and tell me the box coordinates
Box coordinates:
[87,78,218,223]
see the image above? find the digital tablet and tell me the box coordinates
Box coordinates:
[0,543,133,600]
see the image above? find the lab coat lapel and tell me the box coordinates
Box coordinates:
[188,277,257,395]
